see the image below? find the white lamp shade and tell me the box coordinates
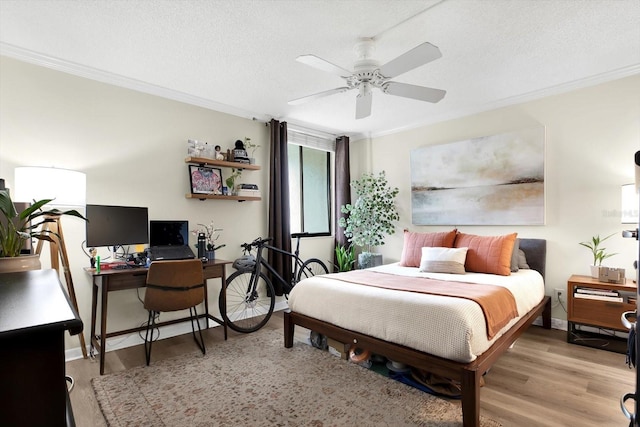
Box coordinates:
[621,183,639,224]
[14,167,86,207]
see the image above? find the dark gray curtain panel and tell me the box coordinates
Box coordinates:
[334,135,351,268]
[268,119,291,295]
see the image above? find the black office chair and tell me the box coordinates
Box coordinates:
[143,259,206,365]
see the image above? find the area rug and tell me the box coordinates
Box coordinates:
[92,328,501,426]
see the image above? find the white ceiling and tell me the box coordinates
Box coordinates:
[1,0,639,140]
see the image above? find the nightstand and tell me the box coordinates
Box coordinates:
[567,274,636,353]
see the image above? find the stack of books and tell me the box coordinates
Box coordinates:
[574,287,623,302]
[236,183,260,198]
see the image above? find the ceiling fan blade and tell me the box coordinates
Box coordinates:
[355,90,372,119]
[288,87,350,105]
[379,42,442,79]
[383,81,446,103]
[296,54,353,78]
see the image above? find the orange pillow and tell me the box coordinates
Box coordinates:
[453,232,517,276]
[399,229,457,267]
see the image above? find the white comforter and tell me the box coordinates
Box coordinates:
[288,263,545,362]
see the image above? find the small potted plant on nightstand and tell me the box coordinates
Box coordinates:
[579,233,617,279]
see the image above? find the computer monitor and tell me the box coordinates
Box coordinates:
[85,204,149,248]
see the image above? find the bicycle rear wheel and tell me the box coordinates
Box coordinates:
[220,268,275,333]
[296,258,329,282]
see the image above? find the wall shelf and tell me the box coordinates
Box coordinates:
[185,193,261,202]
[185,156,260,170]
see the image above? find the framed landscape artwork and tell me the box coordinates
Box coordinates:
[410,127,545,225]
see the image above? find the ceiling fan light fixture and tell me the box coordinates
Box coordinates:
[358,82,372,98]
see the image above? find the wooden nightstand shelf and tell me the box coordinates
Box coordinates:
[567,274,636,353]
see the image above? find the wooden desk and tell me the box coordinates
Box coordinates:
[85,259,231,375]
[0,269,83,427]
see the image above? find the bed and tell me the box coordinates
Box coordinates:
[284,236,551,427]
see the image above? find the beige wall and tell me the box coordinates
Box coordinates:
[0,56,278,354]
[357,74,640,321]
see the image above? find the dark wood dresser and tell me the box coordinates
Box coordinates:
[0,269,83,427]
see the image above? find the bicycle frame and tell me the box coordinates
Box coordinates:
[250,240,305,296]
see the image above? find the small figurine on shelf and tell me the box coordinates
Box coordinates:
[233,139,250,164]
[214,145,224,160]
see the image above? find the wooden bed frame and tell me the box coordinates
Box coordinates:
[284,238,551,427]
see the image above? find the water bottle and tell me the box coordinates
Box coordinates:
[197,232,206,259]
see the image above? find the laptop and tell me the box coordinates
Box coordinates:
[147,220,196,261]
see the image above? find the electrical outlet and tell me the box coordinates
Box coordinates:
[554,288,563,302]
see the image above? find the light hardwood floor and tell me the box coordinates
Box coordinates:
[67,312,634,426]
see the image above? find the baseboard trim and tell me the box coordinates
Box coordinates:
[66,302,293,362]
[533,316,567,331]
[65,313,568,362]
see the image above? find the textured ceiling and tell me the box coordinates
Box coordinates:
[1,0,639,140]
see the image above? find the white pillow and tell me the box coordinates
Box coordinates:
[419,247,468,274]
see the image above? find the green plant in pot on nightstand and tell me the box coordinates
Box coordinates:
[579,232,617,279]
[338,171,399,269]
[0,188,86,272]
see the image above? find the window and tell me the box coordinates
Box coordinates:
[288,130,333,236]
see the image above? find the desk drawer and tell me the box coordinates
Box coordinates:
[105,272,147,291]
[203,264,224,280]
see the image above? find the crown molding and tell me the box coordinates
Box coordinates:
[364,63,640,142]
[0,42,271,123]
[3,42,638,144]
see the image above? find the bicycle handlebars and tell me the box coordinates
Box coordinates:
[241,237,273,252]
[241,233,309,252]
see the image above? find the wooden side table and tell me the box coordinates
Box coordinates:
[567,274,636,353]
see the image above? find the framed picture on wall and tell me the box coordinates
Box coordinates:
[189,165,222,194]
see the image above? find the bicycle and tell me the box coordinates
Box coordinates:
[219,232,329,333]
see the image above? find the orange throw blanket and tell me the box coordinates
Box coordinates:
[327,270,518,340]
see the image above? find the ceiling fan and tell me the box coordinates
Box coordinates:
[289,38,446,119]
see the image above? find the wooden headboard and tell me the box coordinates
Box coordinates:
[518,238,547,279]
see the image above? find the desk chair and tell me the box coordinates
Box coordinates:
[144,259,206,365]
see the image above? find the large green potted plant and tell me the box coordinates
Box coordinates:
[0,188,86,272]
[579,232,617,278]
[338,171,399,269]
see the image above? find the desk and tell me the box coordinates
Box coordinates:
[85,259,231,375]
[0,269,83,427]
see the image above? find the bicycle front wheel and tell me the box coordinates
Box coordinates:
[296,258,329,282]
[220,269,275,333]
